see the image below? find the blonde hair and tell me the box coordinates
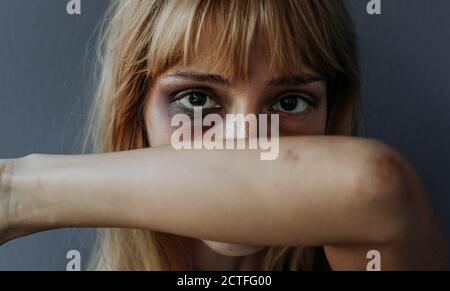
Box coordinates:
[85,0,361,271]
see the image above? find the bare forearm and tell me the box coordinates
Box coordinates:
[7,136,418,246]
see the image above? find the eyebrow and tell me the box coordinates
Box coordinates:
[162,71,325,87]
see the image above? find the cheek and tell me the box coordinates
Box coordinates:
[278,108,328,136]
[145,93,174,147]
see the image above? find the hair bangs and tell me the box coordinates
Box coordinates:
[146,0,348,82]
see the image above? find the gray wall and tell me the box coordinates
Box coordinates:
[0,0,449,270]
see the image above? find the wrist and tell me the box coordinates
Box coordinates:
[1,159,15,244]
[3,154,58,243]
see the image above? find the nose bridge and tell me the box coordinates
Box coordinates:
[225,96,260,139]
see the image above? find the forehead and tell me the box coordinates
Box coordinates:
[160,38,320,84]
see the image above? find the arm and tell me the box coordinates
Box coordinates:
[1,136,447,268]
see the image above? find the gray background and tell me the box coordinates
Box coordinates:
[0,0,449,270]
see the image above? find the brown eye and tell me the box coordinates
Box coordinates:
[176,91,220,110]
[272,95,311,113]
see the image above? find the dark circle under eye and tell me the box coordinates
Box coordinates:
[188,93,207,106]
[279,96,299,111]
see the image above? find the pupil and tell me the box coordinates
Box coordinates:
[280,96,298,111]
[189,93,207,106]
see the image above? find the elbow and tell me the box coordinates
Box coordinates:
[352,142,421,245]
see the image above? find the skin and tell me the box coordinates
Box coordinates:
[0,42,448,271]
[146,42,328,268]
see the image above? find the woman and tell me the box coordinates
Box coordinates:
[0,0,447,271]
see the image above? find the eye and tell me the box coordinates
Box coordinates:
[271,94,312,114]
[177,91,219,110]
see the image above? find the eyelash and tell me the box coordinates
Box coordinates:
[167,88,219,116]
[168,88,318,112]
[168,88,215,102]
[271,93,317,108]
